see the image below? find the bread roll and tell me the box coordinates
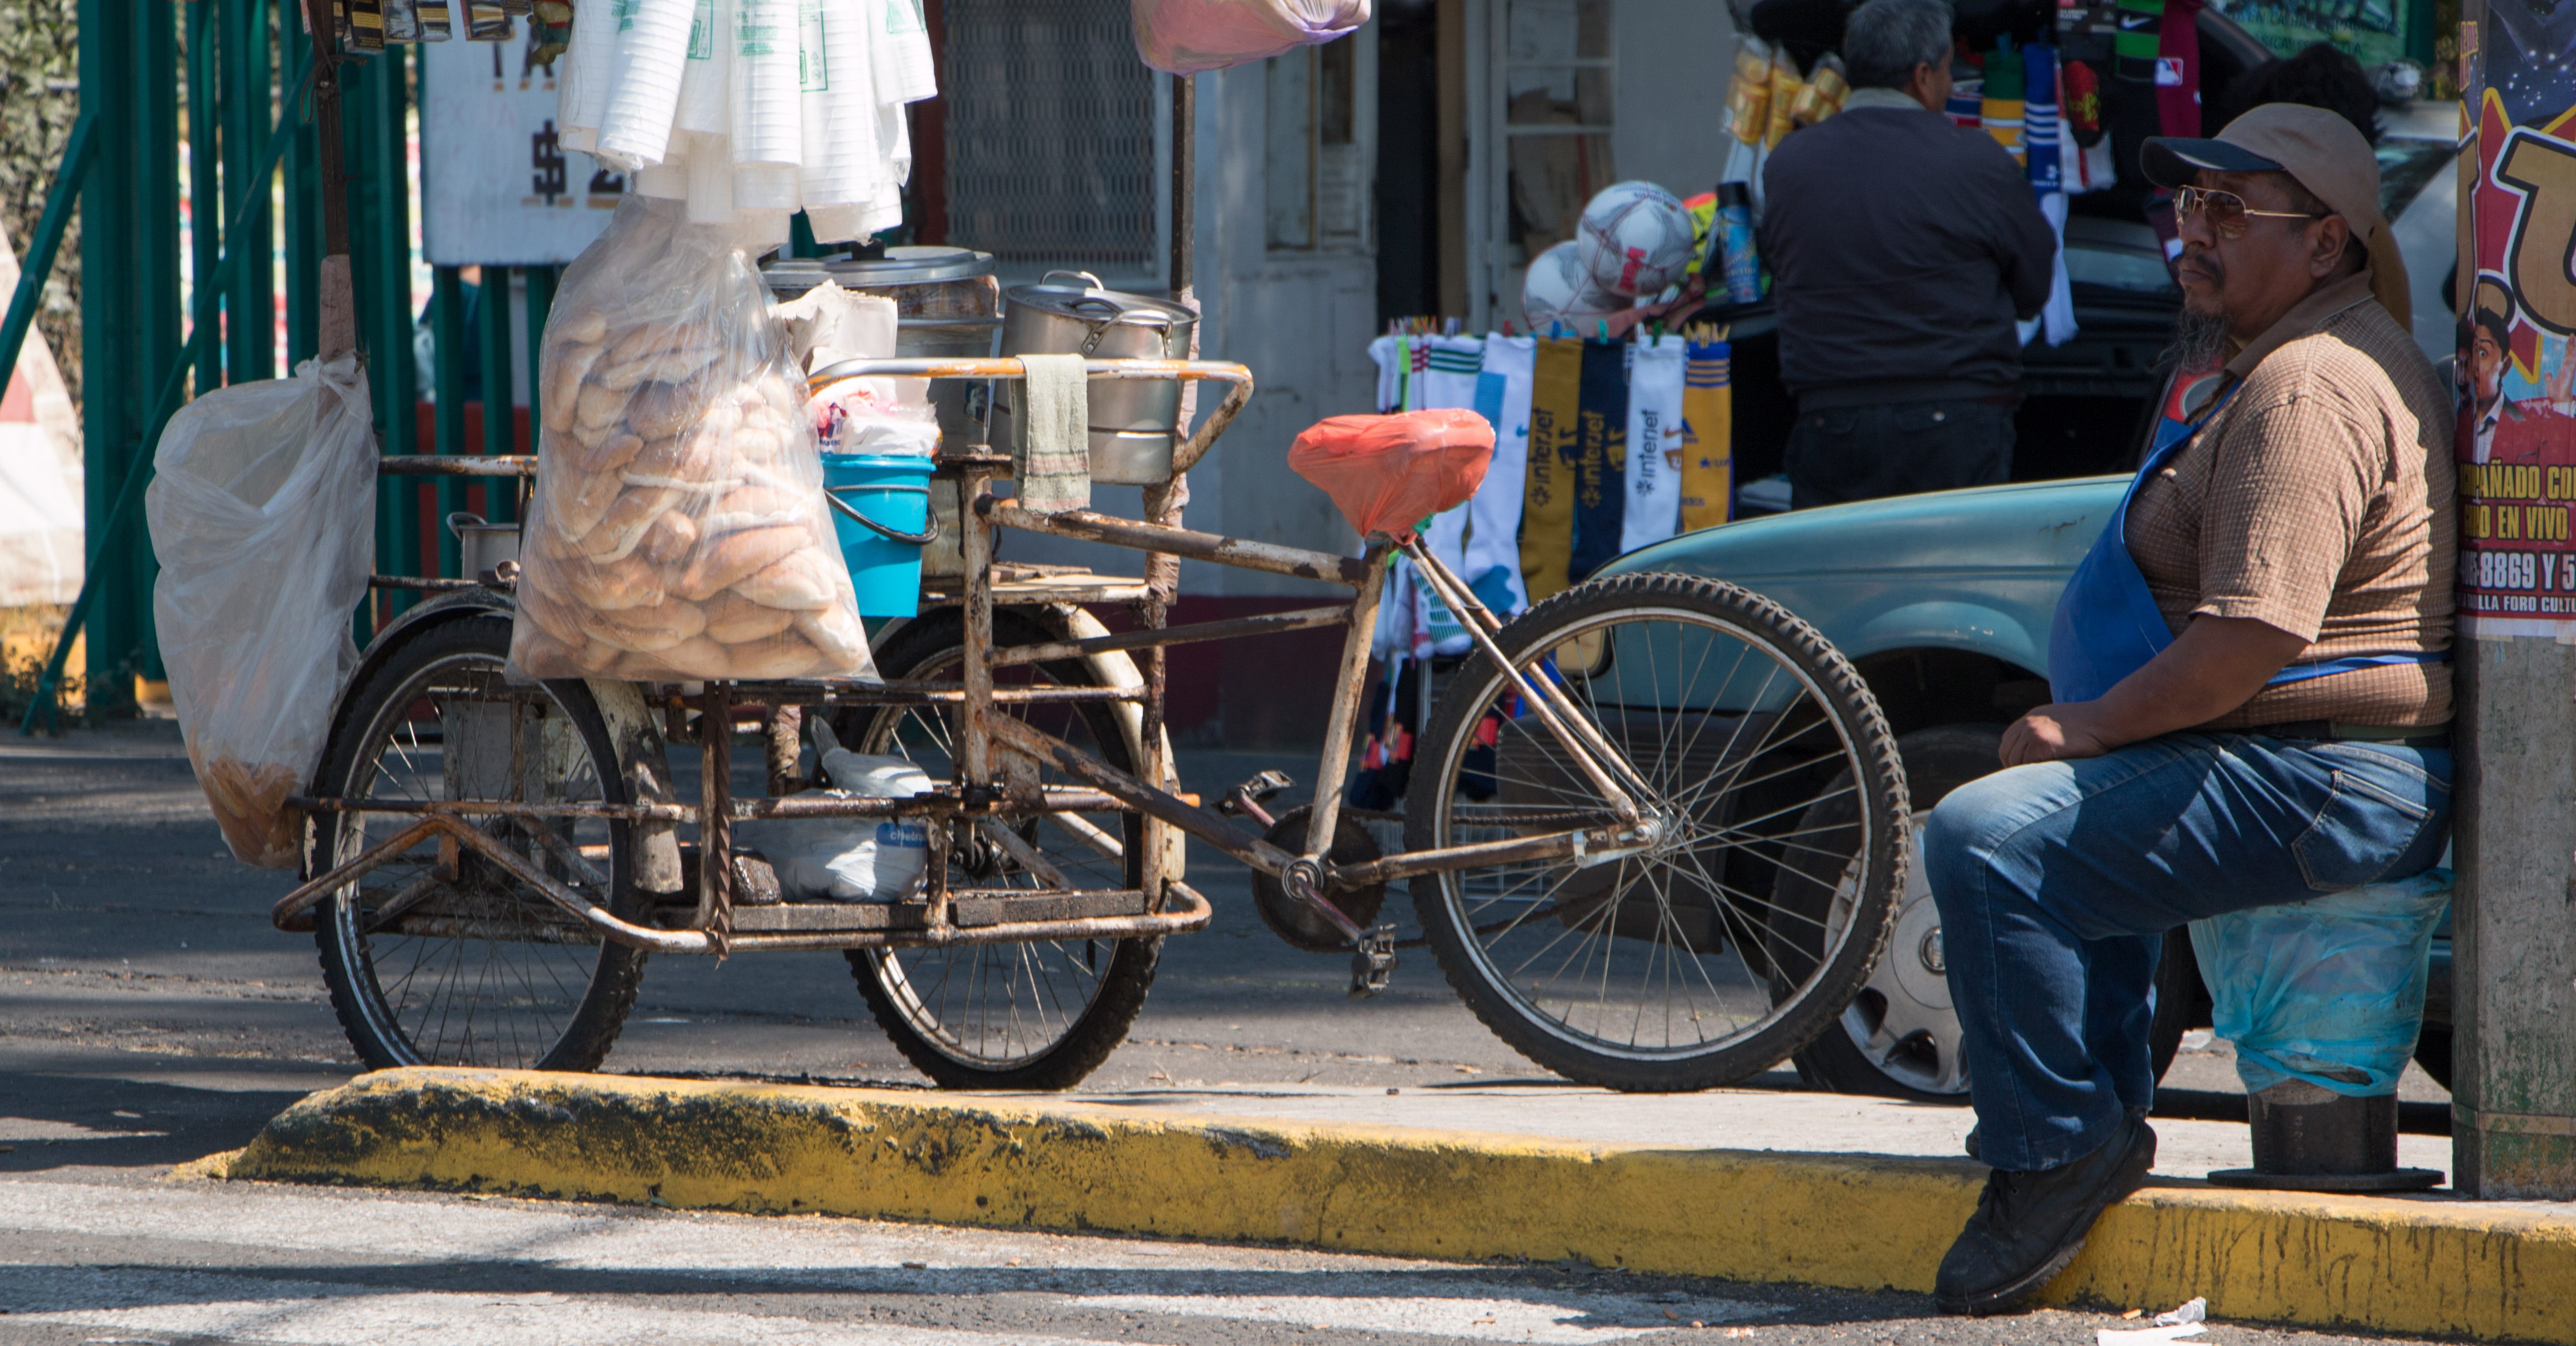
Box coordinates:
[733,545,838,610]
[580,487,683,563]
[637,508,699,565]
[514,582,586,644]
[542,341,603,432]
[569,429,645,476]
[701,590,797,642]
[624,428,723,488]
[561,552,665,610]
[627,377,706,440]
[656,635,736,680]
[557,309,609,345]
[720,631,825,679]
[584,595,708,652]
[679,525,807,600]
[607,321,688,365]
[727,423,785,468]
[796,603,868,668]
[703,485,806,536]
[545,464,625,541]
[575,381,632,431]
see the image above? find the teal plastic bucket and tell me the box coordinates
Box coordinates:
[822,454,938,618]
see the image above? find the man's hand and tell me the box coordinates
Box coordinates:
[2001,702,2119,766]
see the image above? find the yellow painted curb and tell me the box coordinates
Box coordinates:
[232,1068,2576,1344]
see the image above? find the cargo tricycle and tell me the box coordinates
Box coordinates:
[273,356,1910,1093]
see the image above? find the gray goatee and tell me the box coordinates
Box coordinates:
[2166,305,2232,372]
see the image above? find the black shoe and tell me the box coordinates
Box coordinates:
[1935,1113,2157,1316]
[1966,1106,2141,1163]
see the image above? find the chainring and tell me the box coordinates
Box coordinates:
[1249,804,1387,953]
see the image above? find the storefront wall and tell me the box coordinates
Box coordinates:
[1464,0,1737,331]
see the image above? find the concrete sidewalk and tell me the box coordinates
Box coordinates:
[1063,1080,2456,1183]
[218,1068,2576,1346]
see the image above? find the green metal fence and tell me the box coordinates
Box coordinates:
[19,3,562,727]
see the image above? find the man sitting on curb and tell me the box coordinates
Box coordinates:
[1922,103,2455,1315]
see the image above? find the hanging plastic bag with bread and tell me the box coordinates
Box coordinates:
[146,353,378,867]
[513,197,878,683]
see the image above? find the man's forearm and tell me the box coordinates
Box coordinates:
[2086,615,2310,747]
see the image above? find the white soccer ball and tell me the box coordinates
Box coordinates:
[1521,240,1629,333]
[1576,180,1696,297]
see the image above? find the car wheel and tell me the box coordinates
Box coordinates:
[1790,723,2197,1102]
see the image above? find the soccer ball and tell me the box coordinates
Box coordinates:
[1521,240,1629,333]
[1577,180,1696,297]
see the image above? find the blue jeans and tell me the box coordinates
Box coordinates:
[1923,733,2451,1172]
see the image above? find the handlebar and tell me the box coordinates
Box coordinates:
[804,357,1255,478]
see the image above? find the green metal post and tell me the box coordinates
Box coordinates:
[186,1,221,395]
[222,0,277,383]
[476,265,518,524]
[80,0,138,714]
[134,1,181,687]
[521,263,555,521]
[430,266,467,577]
[344,45,420,620]
[282,0,319,368]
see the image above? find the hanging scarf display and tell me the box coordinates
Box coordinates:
[2155,0,2204,136]
[2023,43,2078,348]
[1521,336,1584,602]
[1620,334,1686,552]
[1981,39,2026,165]
[1468,336,1536,617]
[1679,334,1733,533]
[1569,339,1629,583]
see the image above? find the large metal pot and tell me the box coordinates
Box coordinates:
[761,245,1001,451]
[990,271,1198,486]
[764,246,1000,579]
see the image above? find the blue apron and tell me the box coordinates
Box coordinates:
[2046,383,2449,704]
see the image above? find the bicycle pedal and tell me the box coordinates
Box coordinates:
[1216,769,1297,823]
[1347,925,1398,999]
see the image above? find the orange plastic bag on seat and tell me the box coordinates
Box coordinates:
[1288,409,1494,540]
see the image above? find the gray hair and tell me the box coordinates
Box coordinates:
[1842,0,1955,90]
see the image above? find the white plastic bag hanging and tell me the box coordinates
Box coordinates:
[1130,0,1372,75]
[146,354,378,867]
[512,196,877,683]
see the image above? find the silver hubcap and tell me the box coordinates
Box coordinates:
[1835,814,1968,1095]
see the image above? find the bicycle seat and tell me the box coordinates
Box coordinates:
[1287,409,1495,540]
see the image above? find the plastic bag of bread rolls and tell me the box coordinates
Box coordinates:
[144,353,378,867]
[511,198,878,684]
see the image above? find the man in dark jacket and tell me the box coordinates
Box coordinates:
[1760,0,2056,508]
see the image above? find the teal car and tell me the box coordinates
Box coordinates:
[1606,480,2456,1100]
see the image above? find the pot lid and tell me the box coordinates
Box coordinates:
[1005,273,1196,328]
[763,245,996,290]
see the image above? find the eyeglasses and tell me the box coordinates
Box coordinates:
[2173,185,2329,238]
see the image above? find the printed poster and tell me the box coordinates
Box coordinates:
[420,30,626,267]
[2455,0,2576,633]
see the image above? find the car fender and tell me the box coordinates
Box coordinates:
[1846,600,2049,678]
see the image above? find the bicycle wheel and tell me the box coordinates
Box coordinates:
[313,609,646,1071]
[836,609,1157,1090]
[1405,571,1909,1092]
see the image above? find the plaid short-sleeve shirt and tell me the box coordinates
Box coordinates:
[2122,271,2457,729]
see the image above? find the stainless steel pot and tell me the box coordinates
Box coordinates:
[990,271,1198,486]
[446,512,522,579]
[762,245,1001,455]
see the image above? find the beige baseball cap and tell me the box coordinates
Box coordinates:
[2141,102,2411,329]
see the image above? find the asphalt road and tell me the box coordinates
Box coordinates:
[0,719,2455,1344]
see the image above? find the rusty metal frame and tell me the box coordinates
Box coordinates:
[273,791,1214,953]
[295,357,1656,966]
